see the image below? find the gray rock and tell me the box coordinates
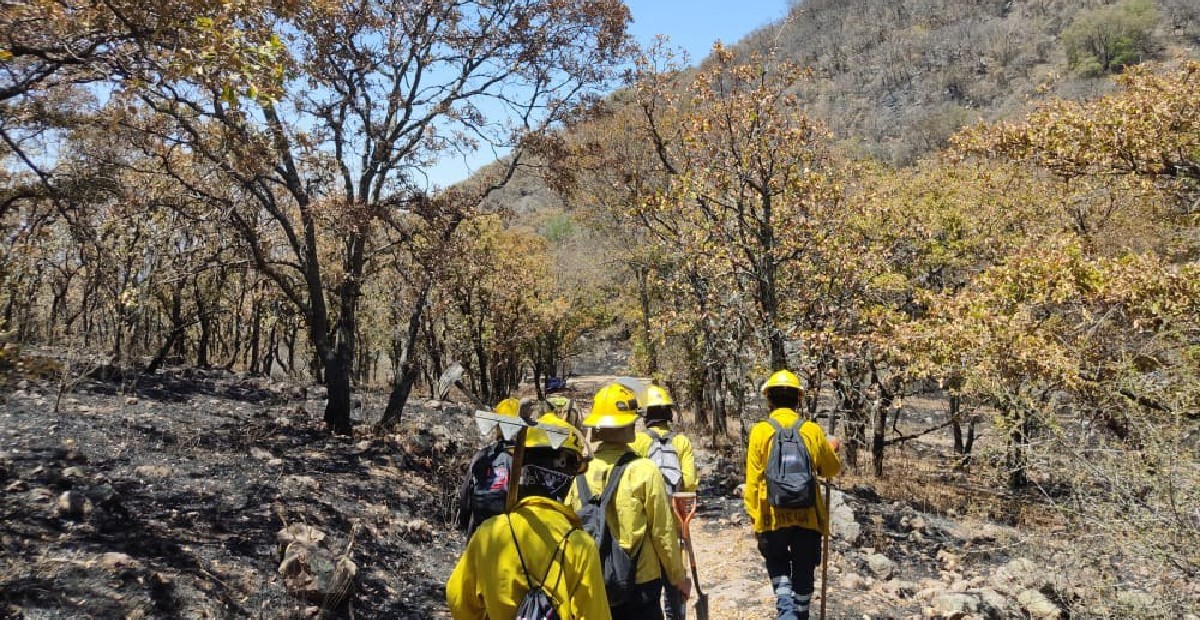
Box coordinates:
[881,579,918,599]
[281,475,321,497]
[932,592,980,617]
[29,488,55,502]
[1017,588,1061,618]
[278,532,356,606]
[975,587,1009,619]
[990,557,1042,594]
[866,553,895,580]
[98,551,138,570]
[56,490,92,519]
[829,490,860,545]
[839,573,869,591]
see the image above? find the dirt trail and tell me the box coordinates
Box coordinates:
[688,509,776,619]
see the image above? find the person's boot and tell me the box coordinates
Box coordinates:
[771,575,798,620]
[793,591,813,620]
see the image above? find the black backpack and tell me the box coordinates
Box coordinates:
[507,515,575,620]
[764,419,817,509]
[646,430,683,493]
[462,442,512,533]
[574,451,643,607]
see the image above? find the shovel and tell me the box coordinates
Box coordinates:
[671,492,710,620]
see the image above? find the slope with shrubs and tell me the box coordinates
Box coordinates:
[731,0,1200,163]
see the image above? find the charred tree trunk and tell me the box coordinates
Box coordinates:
[1006,407,1029,491]
[380,283,432,428]
[146,282,186,375]
[951,393,964,454]
[249,299,262,375]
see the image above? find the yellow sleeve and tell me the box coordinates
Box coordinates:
[446,533,485,619]
[804,421,842,479]
[675,434,697,492]
[569,530,613,620]
[640,463,686,585]
[743,422,768,529]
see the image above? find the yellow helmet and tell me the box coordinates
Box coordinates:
[760,369,802,395]
[524,413,585,457]
[495,397,520,418]
[583,382,640,428]
[643,385,674,409]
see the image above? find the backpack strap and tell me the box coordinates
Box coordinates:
[647,427,673,444]
[766,418,784,434]
[507,514,537,588]
[574,474,592,503]
[506,514,576,598]
[592,451,639,543]
[599,451,648,561]
[599,451,640,506]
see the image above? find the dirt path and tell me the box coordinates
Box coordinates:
[688,508,776,619]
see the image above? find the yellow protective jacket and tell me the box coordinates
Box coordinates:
[631,425,698,492]
[743,408,841,535]
[446,496,611,620]
[565,443,687,586]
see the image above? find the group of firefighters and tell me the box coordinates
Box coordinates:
[447,370,841,620]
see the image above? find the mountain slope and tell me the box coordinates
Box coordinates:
[730,0,1200,163]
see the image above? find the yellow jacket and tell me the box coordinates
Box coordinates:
[565,443,687,586]
[446,496,611,620]
[631,425,698,492]
[743,408,841,535]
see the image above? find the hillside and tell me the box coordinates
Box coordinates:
[732,0,1200,163]
[483,0,1200,220]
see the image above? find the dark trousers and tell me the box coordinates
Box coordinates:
[611,579,665,620]
[661,560,685,619]
[756,527,822,620]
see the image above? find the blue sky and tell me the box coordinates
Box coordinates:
[420,0,790,190]
[625,0,789,64]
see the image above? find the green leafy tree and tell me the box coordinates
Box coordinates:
[1063,0,1159,76]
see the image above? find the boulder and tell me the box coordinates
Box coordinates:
[280,476,321,498]
[30,488,56,502]
[56,490,92,519]
[975,587,1010,619]
[277,524,326,546]
[98,551,138,571]
[932,592,980,618]
[279,544,356,605]
[1017,588,1061,619]
[828,490,860,545]
[134,465,172,479]
[881,579,918,599]
[839,573,869,591]
[866,553,895,580]
[990,557,1048,595]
